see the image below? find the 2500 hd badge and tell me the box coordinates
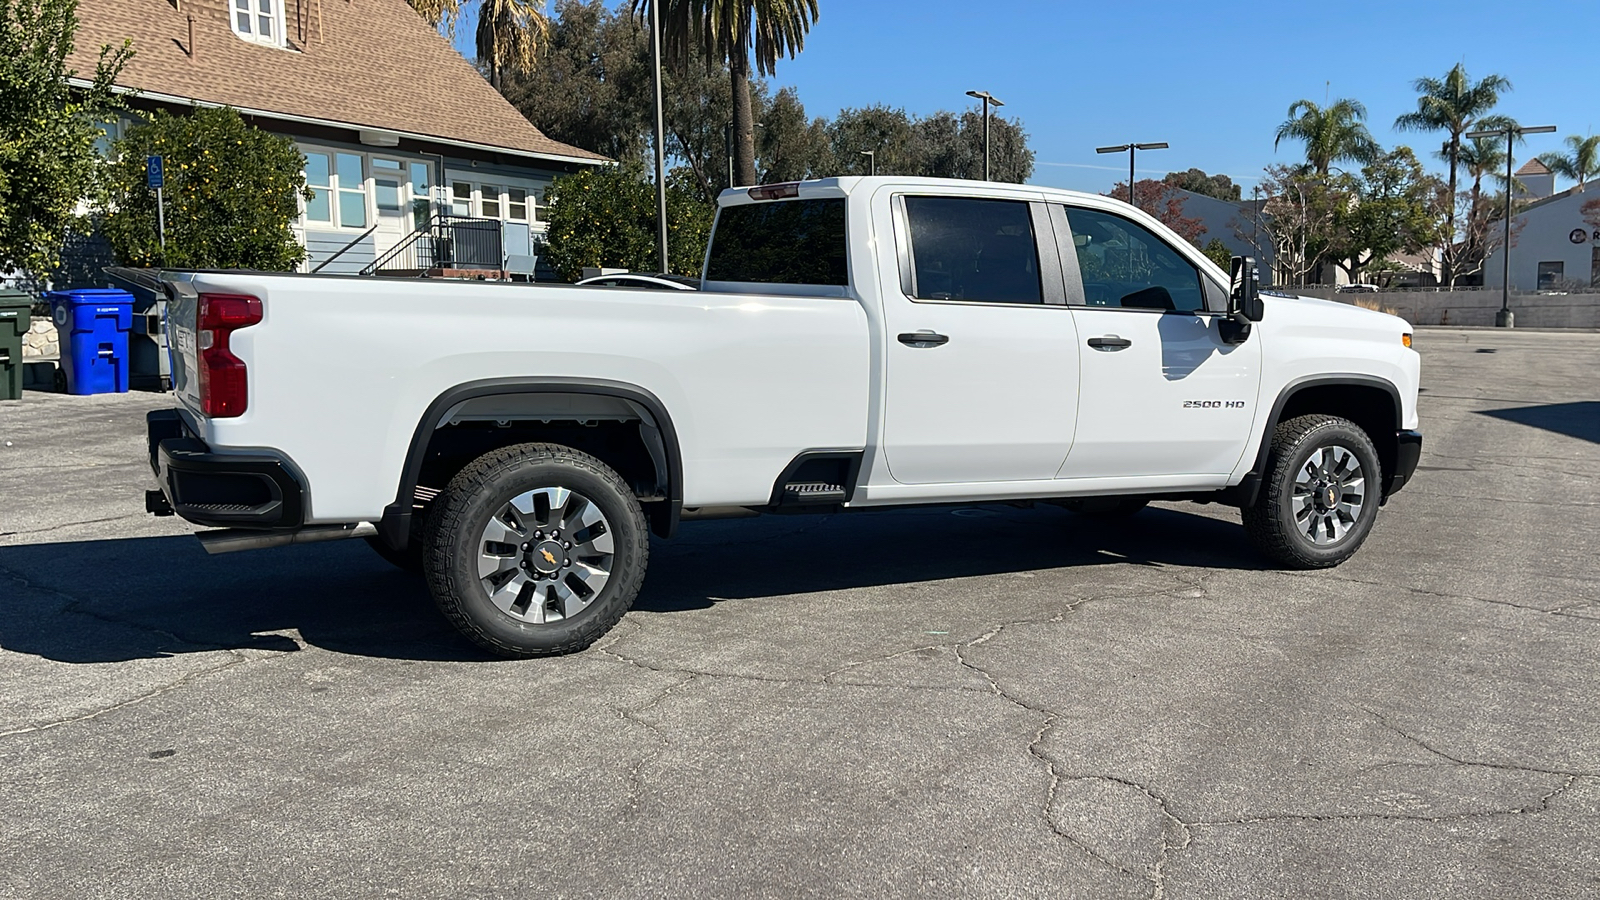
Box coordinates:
[1183,400,1247,409]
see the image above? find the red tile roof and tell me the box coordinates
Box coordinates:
[65,0,608,163]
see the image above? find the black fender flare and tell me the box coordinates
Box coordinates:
[379,377,683,548]
[1235,374,1402,507]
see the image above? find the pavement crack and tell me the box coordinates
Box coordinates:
[954,625,1149,885]
[1355,705,1600,780]
[1281,569,1600,622]
[0,653,252,739]
[615,670,697,817]
[0,560,232,652]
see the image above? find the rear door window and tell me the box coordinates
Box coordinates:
[903,197,1042,304]
[706,199,848,285]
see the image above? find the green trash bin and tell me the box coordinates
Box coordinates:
[0,289,33,400]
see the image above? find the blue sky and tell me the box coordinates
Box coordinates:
[454,0,1589,194]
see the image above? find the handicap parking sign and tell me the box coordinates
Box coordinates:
[146,155,164,190]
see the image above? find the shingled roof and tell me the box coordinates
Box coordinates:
[64,0,608,164]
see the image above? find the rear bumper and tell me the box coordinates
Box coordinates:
[146,409,305,529]
[1386,429,1423,498]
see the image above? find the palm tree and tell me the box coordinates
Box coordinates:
[476,0,549,91]
[1393,64,1513,284]
[1273,99,1380,175]
[643,0,819,187]
[406,0,547,91]
[1539,135,1600,192]
[1456,135,1506,214]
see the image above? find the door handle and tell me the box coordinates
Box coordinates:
[898,332,949,347]
[1087,335,1132,351]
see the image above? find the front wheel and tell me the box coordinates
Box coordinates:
[423,443,649,658]
[1242,414,1382,569]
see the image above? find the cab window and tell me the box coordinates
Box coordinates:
[1062,207,1206,313]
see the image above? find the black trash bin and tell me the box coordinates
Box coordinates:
[0,289,33,401]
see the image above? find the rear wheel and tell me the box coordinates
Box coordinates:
[1242,414,1381,569]
[423,443,649,658]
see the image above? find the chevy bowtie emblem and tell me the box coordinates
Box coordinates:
[540,549,558,566]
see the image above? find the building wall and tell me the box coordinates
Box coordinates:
[1483,189,1600,291]
[1171,189,1278,285]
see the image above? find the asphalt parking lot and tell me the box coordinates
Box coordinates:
[2,327,1597,899]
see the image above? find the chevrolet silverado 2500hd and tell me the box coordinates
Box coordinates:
[144,177,1422,657]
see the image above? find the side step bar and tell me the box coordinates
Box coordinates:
[781,482,846,505]
[196,522,377,555]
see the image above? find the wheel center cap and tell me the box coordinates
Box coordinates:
[529,541,564,574]
[1320,484,1339,511]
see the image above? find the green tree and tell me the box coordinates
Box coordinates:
[1164,168,1241,201]
[505,0,651,163]
[1393,64,1513,284]
[1103,179,1205,243]
[0,0,130,279]
[1326,147,1442,284]
[540,166,711,280]
[647,0,819,188]
[1199,238,1232,270]
[1274,98,1380,175]
[1538,134,1600,193]
[102,107,310,270]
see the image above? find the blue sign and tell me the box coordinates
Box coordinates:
[146,156,164,190]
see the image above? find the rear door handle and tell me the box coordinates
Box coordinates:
[898,332,949,347]
[1087,335,1132,351]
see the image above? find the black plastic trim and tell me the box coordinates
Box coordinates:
[1235,374,1404,507]
[154,437,305,529]
[767,450,866,508]
[1388,430,1423,497]
[381,378,684,549]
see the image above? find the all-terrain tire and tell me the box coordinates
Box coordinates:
[423,443,649,658]
[1242,414,1382,569]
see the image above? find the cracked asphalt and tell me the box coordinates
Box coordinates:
[2,327,1598,899]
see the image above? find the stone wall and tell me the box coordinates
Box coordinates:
[21,318,58,359]
[1286,287,1600,329]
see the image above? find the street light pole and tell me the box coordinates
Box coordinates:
[649,0,668,273]
[1466,123,1556,328]
[1096,142,1168,206]
[965,90,1005,181]
[860,150,876,176]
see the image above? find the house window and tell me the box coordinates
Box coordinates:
[410,163,432,229]
[304,152,332,223]
[231,0,284,46]
[451,181,473,217]
[336,153,366,229]
[507,188,528,222]
[481,185,502,219]
[1537,261,1563,290]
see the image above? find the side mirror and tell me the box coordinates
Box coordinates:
[1228,256,1264,323]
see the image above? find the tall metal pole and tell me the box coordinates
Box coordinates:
[1127,147,1135,205]
[1502,129,1514,325]
[1467,123,1555,328]
[982,96,991,181]
[156,186,166,257]
[650,0,668,273]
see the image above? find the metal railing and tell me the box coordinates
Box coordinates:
[360,215,503,277]
[311,224,378,274]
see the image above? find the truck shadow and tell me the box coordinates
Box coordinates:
[0,504,1267,664]
[1477,401,1600,445]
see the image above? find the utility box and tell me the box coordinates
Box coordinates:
[45,288,133,395]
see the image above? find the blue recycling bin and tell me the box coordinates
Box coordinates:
[46,288,134,395]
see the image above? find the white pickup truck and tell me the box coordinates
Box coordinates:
[144,176,1422,657]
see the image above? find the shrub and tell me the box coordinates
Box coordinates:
[102,106,309,270]
[541,166,712,281]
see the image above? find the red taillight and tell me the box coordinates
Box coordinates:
[197,293,262,418]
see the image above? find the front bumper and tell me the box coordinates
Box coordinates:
[1386,429,1423,498]
[146,409,304,529]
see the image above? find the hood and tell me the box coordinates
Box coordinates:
[1261,291,1413,333]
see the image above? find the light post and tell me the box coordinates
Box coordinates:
[1096,142,1168,206]
[648,0,668,273]
[965,90,1005,181]
[1466,123,1557,328]
[860,150,876,176]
